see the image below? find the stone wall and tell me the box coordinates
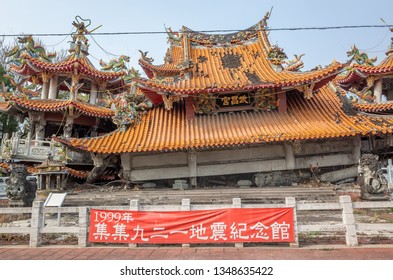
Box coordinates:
[121,137,361,186]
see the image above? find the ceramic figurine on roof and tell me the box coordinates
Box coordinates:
[0,17,142,182]
[136,12,343,112]
[5,35,56,66]
[335,26,393,111]
[346,45,377,67]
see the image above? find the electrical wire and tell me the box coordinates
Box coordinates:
[88,34,123,57]
[1,24,393,37]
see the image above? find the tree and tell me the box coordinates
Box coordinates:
[0,38,18,138]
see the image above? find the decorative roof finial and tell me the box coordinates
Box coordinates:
[69,16,102,57]
[261,7,273,28]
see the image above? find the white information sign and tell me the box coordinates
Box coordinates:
[44,193,67,207]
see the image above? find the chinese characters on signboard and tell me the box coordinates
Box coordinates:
[88,208,294,244]
[216,93,252,108]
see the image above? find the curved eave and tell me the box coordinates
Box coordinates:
[335,69,365,87]
[10,54,126,83]
[134,63,342,95]
[9,98,114,118]
[138,58,181,79]
[54,83,393,155]
[354,65,393,75]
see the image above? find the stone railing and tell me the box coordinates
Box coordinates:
[0,196,392,247]
[0,133,92,164]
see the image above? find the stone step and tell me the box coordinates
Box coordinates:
[63,186,338,207]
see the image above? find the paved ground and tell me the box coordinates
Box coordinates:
[0,245,393,260]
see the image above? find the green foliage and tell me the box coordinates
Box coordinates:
[0,64,18,136]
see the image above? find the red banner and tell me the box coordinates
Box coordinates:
[88,208,294,244]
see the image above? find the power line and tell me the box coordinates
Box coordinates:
[1,24,393,37]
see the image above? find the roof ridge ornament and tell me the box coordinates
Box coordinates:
[346,45,377,66]
[260,7,273,28]
[5,35,57,65]
[69,16,102,57]
[139,50,154,63]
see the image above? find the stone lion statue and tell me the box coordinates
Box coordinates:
[357,154,388,199]
[6,165,36,206]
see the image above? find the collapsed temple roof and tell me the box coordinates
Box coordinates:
[56,83,393,154]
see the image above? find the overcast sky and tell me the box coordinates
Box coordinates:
[1,0,393,73]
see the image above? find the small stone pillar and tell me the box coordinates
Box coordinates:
[340,195,358,246]
[374,79,383,103]
[285,197,299,247]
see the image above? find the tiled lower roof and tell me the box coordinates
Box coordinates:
[0,163,115,181]
[354,102,393,113]
[57,84,393,154]
[8,98,114,118]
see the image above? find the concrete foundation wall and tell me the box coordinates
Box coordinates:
[123,137,360,183]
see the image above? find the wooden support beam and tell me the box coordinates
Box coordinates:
[277,92,287,113]
[185,97,195,121]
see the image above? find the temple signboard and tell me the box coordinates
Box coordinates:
[88,208,294,244]
[216,93,252,108]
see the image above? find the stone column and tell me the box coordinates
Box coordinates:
[48,75,58,99]
[374,79,383,103]
[188,150,197,187]
[40,73,51,100]
[120,153,132,181]
[63,117,73,138]
[90,83,98,105]
[35,122,46,142]
[284,143,295,170]
[41,82,50,100]
[352,136,361,163]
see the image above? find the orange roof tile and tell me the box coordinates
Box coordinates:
[0,162,107,180]
[354,102,393,113]
[336,55,393,86]
[9,53,126,85]
[57,84,393,154]
[139,57,181,79]
[137,29,342,99]
[9,97,114,118]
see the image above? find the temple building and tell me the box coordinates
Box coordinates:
[0,17,141,183]
[55,14,393,187]
[333,31,393,152]
[2,14,393,189]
